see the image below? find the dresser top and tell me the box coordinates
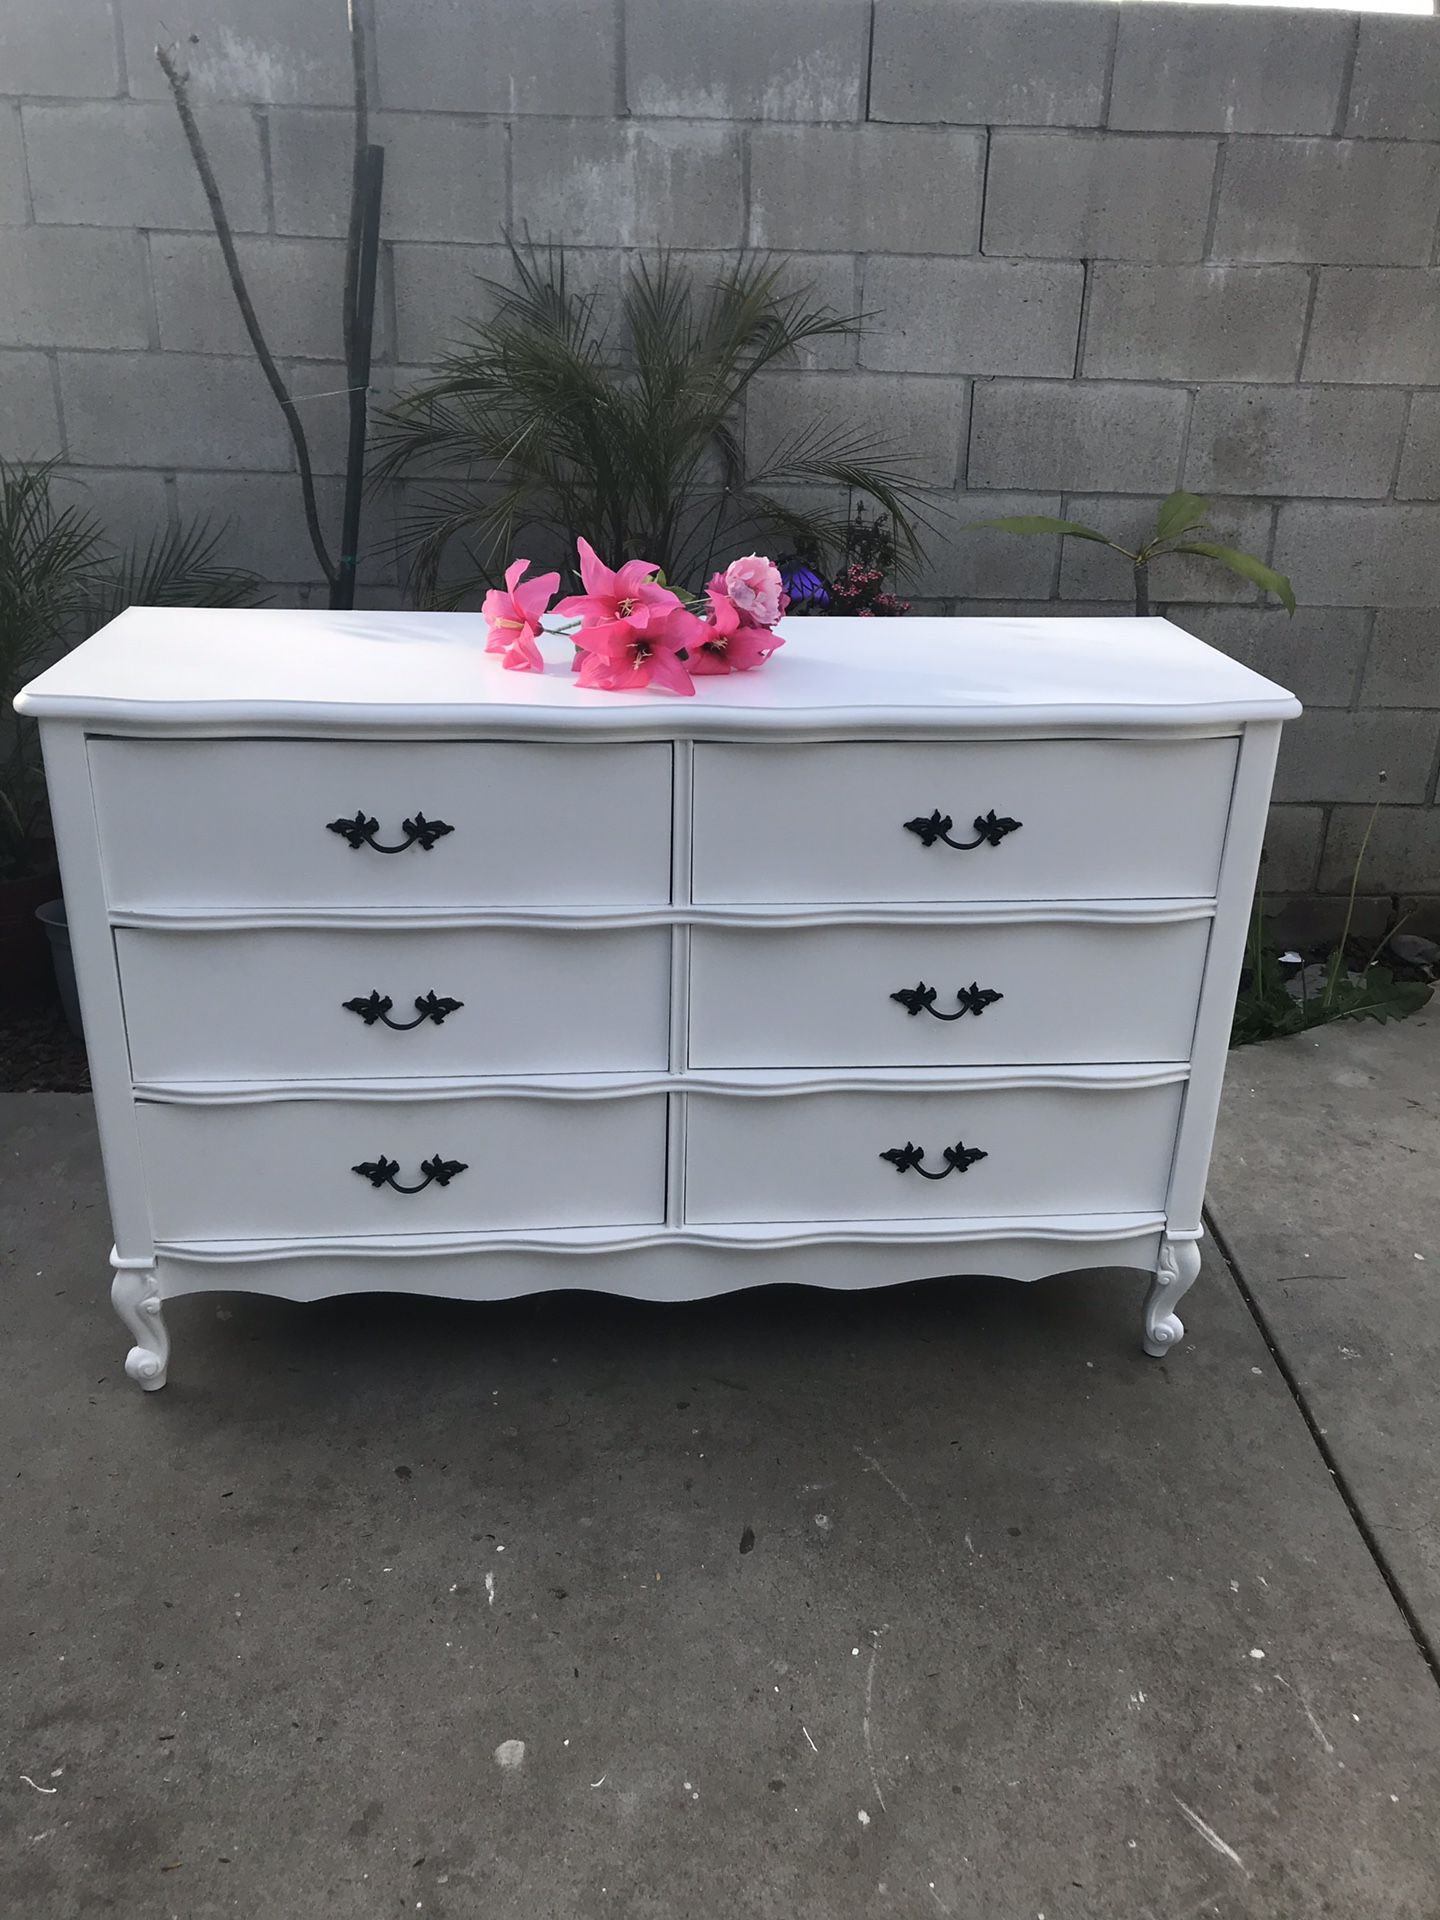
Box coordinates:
[17,608,1300,734]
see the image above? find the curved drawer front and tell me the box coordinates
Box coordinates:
[91,738,672,911]
[688,918,1208,1069]
[137,1093,668,1242]
[683,1084,1184,1224]
[118,926,672,1083]
[690,739,1236,903]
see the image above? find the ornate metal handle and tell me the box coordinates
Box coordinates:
[343,990,464,1030]
[352,1153,468,1194]
[880,1140,988,1180]
[891,981,1003,1021]
[904,808,1021,851]
[327,810,455,853]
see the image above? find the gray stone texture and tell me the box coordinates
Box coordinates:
[1109,8,1351,135]
[0,104,29,225]
[626,0,869,122]
[1185,387,1408,501]
[268,111,507,243]
[1176,606,1369,711]
[745,371,968,489]
[0,228,148,349]
[174,472,394,586]
[982,132,1218,263]
[511,121,744,249]
[0,350,62,462]
[22,102,266,232]
[1259,804,1324,895]
[57,351,293,469]
[1304,271,1440,387]
[749,125,984,255]
[967,379,1186,495]
[871,0,1114,129]
[150,234,388,361]
[1347,17,1440,141]
[1274,504,1440,610]
[1083,266,1309,383]
[120,0,354,104]
[50,466,173,550]
[1275,709,1440,807]
[1212,140,1440,269]
[1396,394,1440,502]
[909,492,1064,599]
[860,257,1083,377]
[375,0,618,115]
[1321,806,1440,894]
[1,0,119,96]
[390,243,515,365]
[1361,612,1440,710]
[1057,495,1274,605]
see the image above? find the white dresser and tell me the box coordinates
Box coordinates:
[16,610,1299,1391]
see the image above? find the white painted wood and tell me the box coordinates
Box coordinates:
[15,609,1297,1386]
[116,925,672,1082]
[690,739,1238,903]
[688,918,1210,1068]
[134,1094,669,1241]
[683,1083,1186,1225]
[89,737,673,911]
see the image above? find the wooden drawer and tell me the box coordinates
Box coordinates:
[136,1093,668,1241]
[687,918,1208,1069]
[683,1082,1183,1224]
[90,739,672,912]
[118,925,672,1083]
[690,739,1236,903]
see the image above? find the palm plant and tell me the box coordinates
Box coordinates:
[372,242,931,608]
[1,460,259,881]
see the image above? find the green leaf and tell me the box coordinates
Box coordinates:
[1154,490,1210,544]
[969,515,1109,543]
[1172,542,1296,615]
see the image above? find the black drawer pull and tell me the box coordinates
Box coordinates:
[891,980,1003,1021]
[904,808,1020,851]
[353,1154,468,1194]
[880,1140,987,1180]
[327,810,455,853]
[343,990,464,1030]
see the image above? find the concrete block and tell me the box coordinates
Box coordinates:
[983,132,1216,264]
[1321,804,1440,894]
[0,106,28,226]
[626,0,868,121]
[391,243,515,365]
[0,352,61,462]
[908,492,1064,599]
[1303,271,1440,387]
[1258,806,1324,895]
[512,121,743,249]
[1396,395,1440,501]
[51,467,172,551]
[269,110,507,244]
[871,0,1113,129]
[1348,19,1440,140]
[151,235,388,361]
[375,0,616,115]
[58,352,292,470]
[860,258,1082,377]
[1109,9,1350,135]
[1082,266,1309,383]
[1174,606,1367,710]
[1057,495,1273,604]
[1360,612,1440,709]
[1274,503,1440,609]
[0,230,148,350]
[173,472,394,587]
[1186,387,1407,501]
[1213,140,1440,269]
[23,102,265,234]
[120,0,352,103]
[749,125,983,254]
[967,380,1185,494]
[0,0,119,95]
[745,372,968,489]
[1274,710,1439,806]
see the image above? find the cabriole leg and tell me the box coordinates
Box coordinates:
[1142,1235,1201,1358]
[111,1257,169,1392]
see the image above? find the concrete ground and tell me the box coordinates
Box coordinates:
[2,1022,1438,1920]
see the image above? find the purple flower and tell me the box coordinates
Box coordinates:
[779,560,829,611]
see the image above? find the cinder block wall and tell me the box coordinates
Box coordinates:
[3,0,1440,907]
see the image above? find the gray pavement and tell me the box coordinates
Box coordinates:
[2,1085,1439,1920]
